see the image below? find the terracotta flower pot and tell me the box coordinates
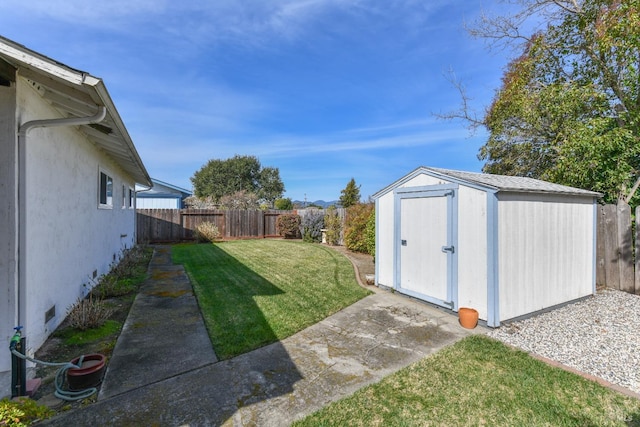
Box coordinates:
[458,307,479,329]
[67,353,106,390]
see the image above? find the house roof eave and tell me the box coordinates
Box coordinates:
[0,36,152,187]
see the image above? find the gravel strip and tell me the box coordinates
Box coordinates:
[488,289,640,394]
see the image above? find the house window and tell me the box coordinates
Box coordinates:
[99,171,113,208]
[129,188,134,209]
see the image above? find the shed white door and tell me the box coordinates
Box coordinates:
[397,189,455,309]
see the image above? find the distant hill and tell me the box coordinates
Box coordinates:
[292,200,340,209]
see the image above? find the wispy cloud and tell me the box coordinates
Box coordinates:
[17,0,167,23]
[137,119,471,169]
[16,0,451,50]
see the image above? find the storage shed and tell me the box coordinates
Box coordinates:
[372,166,600,327]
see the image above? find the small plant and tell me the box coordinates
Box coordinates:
[194,221,221,243]
[66,292,114,331]
[276,213,301,239]
[0,397,54,426]
[55,319,122,346]
[323,206,342,246]
[92,245,152,298]
[94,275,136,298]
[108,246,149,280]
[301,211,324,243]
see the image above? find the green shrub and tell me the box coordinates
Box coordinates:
[274,198,293,210]
[95,275,137,298]
[93,245,152,298]
[344,203,374,253]
[301,211,324,243]
[276,213,301,238]
[0,397,54,426]
[108,245,149,280]
[323,206,342,246]
[194,221,221,243]
[365,209,375,257]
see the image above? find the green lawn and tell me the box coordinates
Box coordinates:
[172,240,371,359]
[294,335,640,426]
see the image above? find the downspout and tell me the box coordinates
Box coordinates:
[15,106,107,331]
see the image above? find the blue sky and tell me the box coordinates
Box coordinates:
[0,1,513,202]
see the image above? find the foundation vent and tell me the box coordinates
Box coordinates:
[45,305,56,323]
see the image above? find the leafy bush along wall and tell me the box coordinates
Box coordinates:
[344,203,374,254]
[276,213,301,239]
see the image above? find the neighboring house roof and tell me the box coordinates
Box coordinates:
[136,178,192,198]
[373,166,602,199]
[0,36,151,186]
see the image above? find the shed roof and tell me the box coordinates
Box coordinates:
[0,36,151,186]
[373,166,601,199]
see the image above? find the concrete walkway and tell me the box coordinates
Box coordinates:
[99,246,218,399]
[42,245,483,426]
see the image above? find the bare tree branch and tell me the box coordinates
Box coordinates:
[432,69,485,132]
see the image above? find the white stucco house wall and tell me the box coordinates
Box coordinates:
[136,178,192,209]
[373,167,600,328]
[0,36,151,397]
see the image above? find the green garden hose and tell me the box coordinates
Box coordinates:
[9,328,98,401]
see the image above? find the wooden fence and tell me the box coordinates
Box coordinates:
[137,209,289,242]
[596,202,639,294]
[137,208,347,243]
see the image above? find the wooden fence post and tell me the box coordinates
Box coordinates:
[602,204,621,290]
[616,202,634,293]
[636,206,640,294]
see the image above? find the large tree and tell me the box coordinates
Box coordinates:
[465,0,640,205]
[257,167,285,206]
[191,155,285,204]
[339,178,361,208]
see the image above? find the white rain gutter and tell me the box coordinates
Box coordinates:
[15,106,107,330]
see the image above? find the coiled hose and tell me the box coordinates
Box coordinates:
[10,329,98,401]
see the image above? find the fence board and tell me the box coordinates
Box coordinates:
[616,203,634,293]
[602,204,621,290]
[595,202,636,294]
[636,207,640,294]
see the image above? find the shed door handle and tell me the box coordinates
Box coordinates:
[441,245,454,253]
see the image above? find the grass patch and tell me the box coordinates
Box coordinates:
[294,335,640,426]
[173,240,371,359]
[54,320,122,346]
